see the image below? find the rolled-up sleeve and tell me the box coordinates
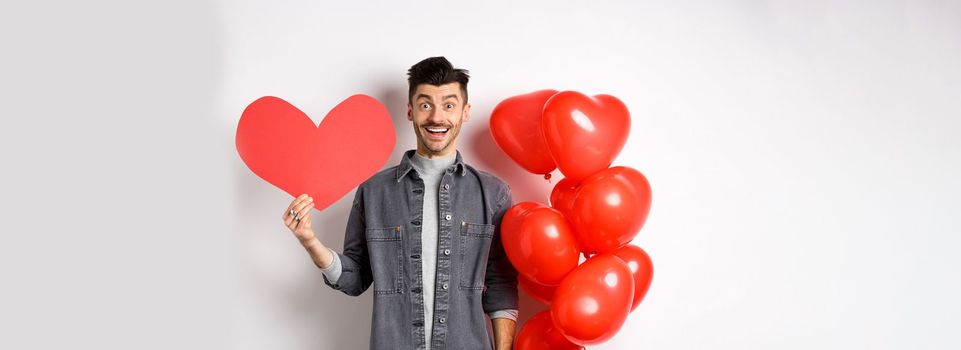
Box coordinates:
[319,246,343,283]
[488,309,518,321]
[482,185,519,313]
[322,186,373,296]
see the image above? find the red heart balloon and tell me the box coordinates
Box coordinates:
[551,254,634,346]
[549,177,579,218]
[236,95,395,211]
[542,91,630,182]
[612,244,654,311]
[501,201,543,240]
[518,273,558,305]
[502,202,581,286]
[516,311,585,350]
[570,166,652,254]
[490,89,559,176]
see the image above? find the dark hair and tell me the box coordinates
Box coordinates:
[407,56,470,103]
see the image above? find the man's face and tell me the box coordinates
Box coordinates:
[407,82,471,157]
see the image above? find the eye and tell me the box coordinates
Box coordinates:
[445,103,455,109]
[420,103,431,110]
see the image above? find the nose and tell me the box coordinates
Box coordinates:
[427,109,444,124]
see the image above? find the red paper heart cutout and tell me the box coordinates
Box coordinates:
[236,95,395,211]
[542,91,630,182]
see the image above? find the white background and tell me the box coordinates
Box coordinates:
[2,0,959,349]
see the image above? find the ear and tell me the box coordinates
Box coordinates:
[462,103,471,123]
[407,103,413,121]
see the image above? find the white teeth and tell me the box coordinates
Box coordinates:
[426,127,449,133]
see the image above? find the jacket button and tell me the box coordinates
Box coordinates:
[443,249,450,256]
[438,317,446,324]
[442,283,448,290]
[443,183,450,190]
[445,214,451,221]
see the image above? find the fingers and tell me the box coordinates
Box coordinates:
[294,201,314,227]
[293,197,314,218]
[283,194,309,220]
[284,213,296,228]
[294,197,314,220]
[283,194,313,229]
[295,208,312,231]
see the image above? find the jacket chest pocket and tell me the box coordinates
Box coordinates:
[459,221,495,290]
[366,226,404,294]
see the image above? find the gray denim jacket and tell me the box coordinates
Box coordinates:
[323,150,519,350]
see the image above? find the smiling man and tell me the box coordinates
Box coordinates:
[281,57,519,350]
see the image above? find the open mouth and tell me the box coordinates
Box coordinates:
[424,126,450,140]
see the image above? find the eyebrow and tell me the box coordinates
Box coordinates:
[415,94,461,102]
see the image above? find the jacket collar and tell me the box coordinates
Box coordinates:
[396,149,467,181]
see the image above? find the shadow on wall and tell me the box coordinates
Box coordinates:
[374,84,417,166]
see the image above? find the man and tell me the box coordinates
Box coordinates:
[281,57,519,350]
